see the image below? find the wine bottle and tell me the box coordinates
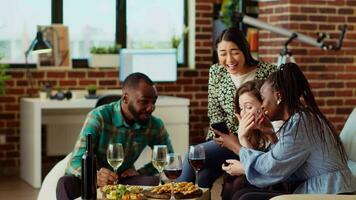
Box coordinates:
[81,133,97,200]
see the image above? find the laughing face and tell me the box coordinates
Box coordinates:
[260,81,282,121]
[217,40,247,75]
[124,81,158,125]
[238,92,262,117]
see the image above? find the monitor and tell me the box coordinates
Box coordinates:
[119,49,177,82]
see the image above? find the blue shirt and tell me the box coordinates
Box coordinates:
[240,111,356,194]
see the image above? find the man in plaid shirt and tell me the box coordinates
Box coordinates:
[57,72,174,200]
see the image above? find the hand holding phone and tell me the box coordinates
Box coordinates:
[211,121,229,134]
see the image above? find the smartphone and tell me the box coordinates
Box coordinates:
[211,121,229,134]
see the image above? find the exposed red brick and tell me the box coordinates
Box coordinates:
[6,71,25,78]
[4,105,19,112]
[347,16,356,22]
[326,99,343,106]
[68,72,86,78]
[335,90,353,97]
[31,71,45,78]
[346,82,356,88]
[47,71,66,78]
[182,70,199,77]
[98,80,118,86]
[196,4,212,11]
[326,0,345,6]
[79,80,97,86]
[0,144,15,151]
[338,8,354,15]
[0,96,16,103]
[336,107,353,115]
[6,89,25,96]
[327,82,344,88]
[176,78,193,85]
[319,24,336,30]
[328,16,346,23]
[88,71,106,78]
[194,78,208,84]
[301,7,317,13]
[182,86,199,92]
[6,151,19,157]
[300,24,317,30]
[318,91,335,97]
[164,86,182,92]
[59,80,77,86]
[345,99,356,105]
[319,8,336,14]
[309,15,327,22]
[106,71,119,78]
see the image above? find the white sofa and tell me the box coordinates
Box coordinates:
[271,108,356,200]
[37,153,72,200]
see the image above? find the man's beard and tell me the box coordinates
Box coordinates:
[128,102,150,125]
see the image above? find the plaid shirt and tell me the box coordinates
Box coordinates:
[65,99,174,177]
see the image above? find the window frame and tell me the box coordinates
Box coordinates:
[5,0,189,68]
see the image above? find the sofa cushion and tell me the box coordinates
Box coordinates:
[37,153,72,200]
[340,108,356,162]
[270,194,356,200]
[347,160,356,177]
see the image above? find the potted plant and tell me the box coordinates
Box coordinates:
[38,82,52,100]
[89,44,122,68]
[0,55,11,95]
[86,84,97,97]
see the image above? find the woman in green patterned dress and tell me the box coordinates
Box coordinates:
[177,28,277,188]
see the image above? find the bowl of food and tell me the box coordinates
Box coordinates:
[101,184,146,200]
[143,182,202,199]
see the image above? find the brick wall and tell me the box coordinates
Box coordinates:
[0,0,355,175]
[258,0,356,131]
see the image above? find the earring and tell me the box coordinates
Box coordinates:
[277,99,281,105]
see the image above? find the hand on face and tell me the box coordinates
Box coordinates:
[97,167,119,187]
[221,159,245,176]
[235,112,255,139]
[254,110,274,134]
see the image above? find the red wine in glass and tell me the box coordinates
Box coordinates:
[188,145,205,187]
[189,158,205,171]
[163,168,182,180]
[164,153,182,200]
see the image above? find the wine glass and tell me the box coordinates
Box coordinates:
[164,153,182,200]
[107,143,124,184]
[188,145,205,187]
[152,145,168,185]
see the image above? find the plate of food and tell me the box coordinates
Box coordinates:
[143,182,202,199]
[101,184,146,200]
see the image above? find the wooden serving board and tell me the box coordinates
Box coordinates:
[143,189,203,199]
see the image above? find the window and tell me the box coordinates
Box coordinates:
[0,0,192,67]
[63,0,116,59]
[0,0,51,63]
[126,0,186,64]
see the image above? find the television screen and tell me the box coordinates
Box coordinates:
[119,49,177,82]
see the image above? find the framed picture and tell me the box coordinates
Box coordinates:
[37,24,72,69]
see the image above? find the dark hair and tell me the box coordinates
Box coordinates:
[234,80,276,150]
[122,72,153,90]
[266,63,347,163]
[215,28,259,67]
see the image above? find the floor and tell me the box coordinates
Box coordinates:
[0,176,39,200]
